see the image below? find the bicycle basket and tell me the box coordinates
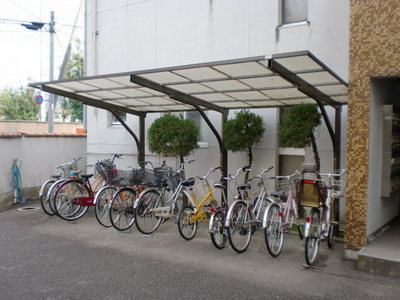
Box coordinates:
[275,177,291,192]
[60,160,79,177]
[139,168,161,187]
[297,179,324,208]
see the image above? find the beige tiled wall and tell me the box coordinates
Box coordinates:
[346,0,400,250]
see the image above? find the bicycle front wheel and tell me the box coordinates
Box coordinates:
[40,180,55,216]
[95,186,116,228]
[264,203,284,257]
[177,206,198,240]
[109,187,136,231]
[305,208,321,265]
[227,201,252,253]
[327,223,334,249]
[53,180,89,221]
[209,211,227,249]
[134,189,164,234]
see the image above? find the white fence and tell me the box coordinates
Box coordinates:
[0,134,86,210]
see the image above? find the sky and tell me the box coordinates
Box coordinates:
[0,0,84,90]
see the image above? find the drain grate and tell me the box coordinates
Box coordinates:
[17,207,40,212]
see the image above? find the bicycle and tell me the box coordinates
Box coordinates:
[302,169,346,265]
[51,162,105,221]
[108,162,153,232]
[134,160,195,235]
[39,157,82,216]
[93,154,124,227]
[176,166,223,241]
[263,171,302,258]
[208,167,251,250]
[224,166,274,253]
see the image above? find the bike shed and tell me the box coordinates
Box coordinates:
[30,50,348,180]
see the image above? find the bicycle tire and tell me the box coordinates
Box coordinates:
[134,189,164,234]
[177,205,198,240]
[227,201,252,253]
[327,223,334,249]
[264,203,284,257]
[297,224,304,240]
[94,186,116,228]
[40,180,56,216]
[210,211,227,249]
[49,179,66,216]
[53,180,89,221]
[305,208,321,265]
[109,187,136,231]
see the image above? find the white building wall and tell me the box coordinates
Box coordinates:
[85,0,349,186]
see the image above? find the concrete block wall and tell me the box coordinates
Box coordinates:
[0,134,86,210]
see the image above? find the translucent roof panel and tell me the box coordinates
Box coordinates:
[213,61,272,77]
[173,67,228,81]
[274,55,322,72]
[30,51,348,115]
[139,71,189,85]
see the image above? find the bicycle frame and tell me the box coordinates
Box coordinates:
[262,171,300,231]
[225,167,274,228]
[141,180,194,218]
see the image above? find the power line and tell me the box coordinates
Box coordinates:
[7,0,42,20]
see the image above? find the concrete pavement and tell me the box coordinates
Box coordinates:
[1,200,399,299]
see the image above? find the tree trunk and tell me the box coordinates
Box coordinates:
[245,147,253,182]
[310,133,320,172]
[179,155,184,165]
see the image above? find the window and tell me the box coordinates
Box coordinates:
[185,111,208,144]
[110,111,127,125]
[281,0,308,25]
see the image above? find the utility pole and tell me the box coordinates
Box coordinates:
[48,11,55,133]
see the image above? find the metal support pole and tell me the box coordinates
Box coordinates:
[110,111,144,164]
[333,106,342,236]
[48,11,55,133]
[139,114,146,164]
[334,106,342,170]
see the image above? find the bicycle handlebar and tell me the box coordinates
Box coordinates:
[56,157,82,169]
[270,170,301,181]
[319,169,346,178]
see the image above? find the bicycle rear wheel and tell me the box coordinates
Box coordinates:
[53,180,89,221]
[227,201,252,253]
[327,223,334,249]
[109,187,136,231]
[134,189,163,234]
[40,180,55,216]
[264,203,284,257]
[210,211,227,249]
[177,206,198,240]
[95,186,116,228]
[305,208,321,265]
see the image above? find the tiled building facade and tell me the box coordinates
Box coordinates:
[345,0,400,250]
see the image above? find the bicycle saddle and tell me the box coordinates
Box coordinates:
[181,178,195,186]
[81,174,93,180]
[213,182,225,189]
[237,183,251,190]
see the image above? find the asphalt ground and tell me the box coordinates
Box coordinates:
[1,200,399,300]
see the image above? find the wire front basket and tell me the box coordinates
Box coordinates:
[59,160,79,177]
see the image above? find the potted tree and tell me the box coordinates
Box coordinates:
[278,104,322,171]
[223,110,265,181]
[147,114,199,164]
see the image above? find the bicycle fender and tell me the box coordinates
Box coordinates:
[46,178,66,200]
[39,179,55,197]
[224,200,246,227]
[262,202,280,228]
[208,212,217,232]
[93,185,117,205]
